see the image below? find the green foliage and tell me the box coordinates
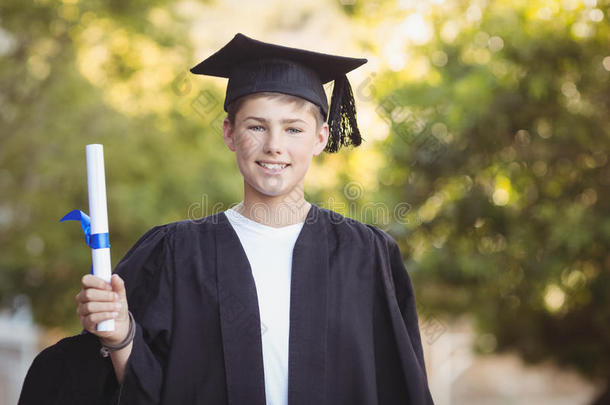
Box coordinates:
[356,0,610,383]
[0,0,238,333]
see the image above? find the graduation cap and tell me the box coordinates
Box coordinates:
[190,33,368,153]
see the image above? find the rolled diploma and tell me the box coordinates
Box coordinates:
[86,144,114,332]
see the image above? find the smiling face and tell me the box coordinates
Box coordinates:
[222,93,329,206]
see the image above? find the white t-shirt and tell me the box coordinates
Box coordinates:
[224,208,305,405]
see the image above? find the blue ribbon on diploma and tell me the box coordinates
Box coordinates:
[60,209,110,274]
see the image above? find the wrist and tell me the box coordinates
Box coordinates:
[99,324,129,346]
[99,311,136,357]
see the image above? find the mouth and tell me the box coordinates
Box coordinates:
[256,160,290,174]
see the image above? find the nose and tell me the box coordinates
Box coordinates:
[263,126,283,155]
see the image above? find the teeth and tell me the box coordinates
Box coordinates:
[259,162,287,170]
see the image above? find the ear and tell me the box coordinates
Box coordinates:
[222,117,237,151]
[312,122,329,156]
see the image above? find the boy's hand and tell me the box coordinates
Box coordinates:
[76,274,130,345]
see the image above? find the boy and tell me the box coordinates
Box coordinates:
[21,33,434,405]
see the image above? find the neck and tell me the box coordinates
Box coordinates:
[235,184,311,228]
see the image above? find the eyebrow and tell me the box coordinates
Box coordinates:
[243,116,308,125]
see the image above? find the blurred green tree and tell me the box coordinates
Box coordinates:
[343,0,610,402]
[0,0,241,333]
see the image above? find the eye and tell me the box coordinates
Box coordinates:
[287,127,303,134]
[248,125,264,132]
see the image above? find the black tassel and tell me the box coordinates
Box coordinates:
[325,74,364,153]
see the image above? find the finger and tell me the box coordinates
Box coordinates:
[82,288,118,303]
[95,329,119,341]
[77,301,122,317]
[85,311,119,326]
[82,274,112,290]
[80,314,104,335]
[82,316,111,335]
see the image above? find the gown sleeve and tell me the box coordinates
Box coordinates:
[384,232,427,373]
[368,225,435,405]
[112,224,175,405]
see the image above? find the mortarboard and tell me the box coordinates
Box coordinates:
[190,33,367,153]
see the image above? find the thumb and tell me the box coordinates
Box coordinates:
[110,274,127,302]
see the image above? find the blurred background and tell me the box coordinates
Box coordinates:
[1,0,609,403]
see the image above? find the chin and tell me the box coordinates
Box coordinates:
[243,177,284,197]
[253,185,287,198]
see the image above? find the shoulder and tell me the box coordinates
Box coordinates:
[314,205,398,250]
[133,211,226,246]
[164,211,226,232]
[115,212,226,272]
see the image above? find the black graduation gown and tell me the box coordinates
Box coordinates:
[20,203,434,405]
[18,332,119,405]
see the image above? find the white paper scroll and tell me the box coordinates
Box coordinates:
[86,144,114,332]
